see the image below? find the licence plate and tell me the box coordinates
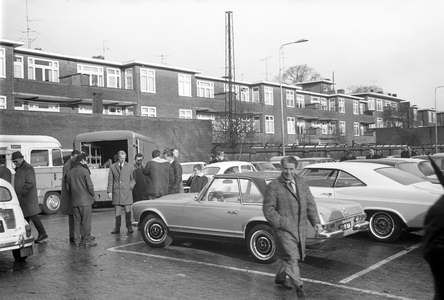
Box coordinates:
[339,222,351,231]
[20,246,33,257]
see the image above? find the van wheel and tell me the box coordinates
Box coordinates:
[42,192,61,214]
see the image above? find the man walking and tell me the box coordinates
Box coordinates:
[143,150,172,199]
[107,150,136,234]
[12,151,48,243]
[263,156,323,298]
[66,153,97,247]
[61,150,80,243]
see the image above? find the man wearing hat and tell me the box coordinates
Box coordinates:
[12,151,48,243]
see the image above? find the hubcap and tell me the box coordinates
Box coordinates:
[46,195,60,211]
[372,214,393,236]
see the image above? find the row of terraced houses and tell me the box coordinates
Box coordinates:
[0,38,442,148]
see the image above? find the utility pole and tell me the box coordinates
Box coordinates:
[261,56,272,81]
[225,11,236,148]
[102,40,110,59]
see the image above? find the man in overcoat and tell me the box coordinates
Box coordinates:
[263,156,323,298]
[66,153,96,247]
[12,151,48,243]
[132,153,149,202]
[143,150,172,199]
[107,150,136,234]
[164,149,183,194]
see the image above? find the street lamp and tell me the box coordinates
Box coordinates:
[435,86,444,153]
[279,39,308,156]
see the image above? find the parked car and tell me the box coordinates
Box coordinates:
[270,156,334,171]
[250,161,278,172]
[269,155,299,170]
[131,172,369,264]
[0,178,34,261]
[412,153,444,172]
[299,162,443,243]
[180,162,207,192]
[348,158,439,184]
[201,161,257,179]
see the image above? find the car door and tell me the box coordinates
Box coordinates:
[301,168,338,200]
[181,177,241,238]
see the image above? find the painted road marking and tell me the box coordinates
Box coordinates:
[339,243,422,284]
[108,242,415,300]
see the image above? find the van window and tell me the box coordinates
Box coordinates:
[0,186,12,202]
[52,149,63,166]
[30,150,49,167]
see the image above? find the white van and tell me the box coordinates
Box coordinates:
[0,135,64,214]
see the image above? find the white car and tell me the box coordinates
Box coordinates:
[0,178,34,261]
[202,161,257,179]
[180,162,207,192]
[299,162,443,243]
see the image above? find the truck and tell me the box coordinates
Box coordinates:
[0,135,64,214]
[73,130,157,203]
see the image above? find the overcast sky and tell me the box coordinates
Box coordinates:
[2,0,444,111]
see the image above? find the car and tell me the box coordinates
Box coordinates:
[412,153,444,172]
[299,162,443,243]
[348,158,439,184]
[0,178,34,261]
[131,172,369,264]
[180,162,207,192]
[270,156,334,171]
[250,161,278,172]
[202,161,257,179]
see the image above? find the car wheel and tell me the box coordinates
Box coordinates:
[141,214,172,247]
[368,211,402,243]
[42,192,61,214]
[12,249,28,262]
[247,224,276,264]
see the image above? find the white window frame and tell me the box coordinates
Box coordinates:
[328,122,336,135]
[353,122,360,136]
[141,106,157,117]
[0,96,6,109]
[311,96,320,104]
[77,64,103,86]
[265,115,275,133]
[368,97,375,110]
[287,117,296,134]
[106,106,123,115]
[124,69,133,90]
[29,57,59,82]
[140,68,156,93]
[329,99,336,111]
[338,98,345,113]
[297,120,306,135]
[376,99,383,111]
[14,55,24,78]
[286,90,294,107]
[179,109,192,119]
[178,74,191,97]
[359,103,365,115]
[264,87,273,105]
[339,121,346,136]
[353,100,359,115]
[107,68,121,88]
[385,100,391,107]
[197,80,214,98]
[321,122,328,135]
[320,98,327,111]
[0,48,5,78]
[28,101,60,112]
[252,87,259,103]
[78,104,92,114]
[125,106,134,116]
[240,86,250,102]
[296,94,305,108]
[377,117,384,128]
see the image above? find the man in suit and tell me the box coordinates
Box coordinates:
[132,153,149,202]
[107,150,136,234]
[263,156,323,298]
[164,148,183,194]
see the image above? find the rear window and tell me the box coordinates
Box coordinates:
[181,164,195,174]
[0,186,12,202]
[375,167,425,185]
[202,167,220,175]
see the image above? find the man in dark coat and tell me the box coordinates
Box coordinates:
[186,164,208,193]
[0,157,12,183]
[132,153,149,202]
[143,150,172,199]
[164,149,183,194]
[107,150,136,234]
[66,153,96,247]
[61,150,80,243]
[12,151,48,243]
[339,151,356,162]
[263,156,323,298]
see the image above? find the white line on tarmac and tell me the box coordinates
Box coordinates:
[107,242,414,300]
[339,243,422,284]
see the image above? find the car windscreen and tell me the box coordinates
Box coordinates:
[257,162,275,171]
[0,186,12,202]
[202,167,220,175]
[375,167,425,185]
[396,163,425,178]
[181,165,195,174]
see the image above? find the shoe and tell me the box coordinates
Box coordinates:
[127,227,134,234]
[74,242,83,247]
[82,236,96,241]
[111,228,120,234]
[84,241,97,247]
[274,280,293,290]
[69,237,75,243]
[35,234,48,243]
[296,286,307,298]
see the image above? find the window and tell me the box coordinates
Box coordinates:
[353,122,360,136]
[0,48,5,78]
[30,150,49,167]
[52,149,63,167]
[328,122,336,135]
[368,97,375,110]
[297,120,306,135]
[124,69,133,90]
[340,121,346,136]
[14,55,24,78]
[377,117,383,128]
[360,124,365,136]
[265,115,274,133]
[311,96,320,104]
[107,68,121,88]
[77,64,103,86]
[179,109,192,119]
[0,96,6,109]
[106,106,122,115]
[197,80,214,98]
[141,106,157,117]
[359,103,365,114]
[240,87,249,102]
[264,87,273,105]
[178,74,191,96]
[353,100,359,115]
[141,68,156,93]
[320,98,327,110]
[296,94,305,108]
[125,106,134,116]
[240,179,263,203]
[253,116,260,131]
[329,99,336,111]
[14,101,24,110]
[78,105,92,114]
[252,87,259,103]
[29,101,59,112]
[338,98,345,113]
[376,99,383,111]
[286,90,294,107]
[29,57,59,82]
[385,100,391,107]
[287,117,296,134]
[321,122,328,134]
[197,114,215,120]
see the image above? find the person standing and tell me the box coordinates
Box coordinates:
[0,157,12,183]
[143,150,172,199]
[263,156,323,298]
[164,149,183,194]
[107,150,136,234]
[12,151,48,243]
[186,164,209,193]
[366,148,379,159]
[66,153,97,247]
[401,147,411,158]
[61,150,80,243]
[339,151,356,162]
[132,153,148,202]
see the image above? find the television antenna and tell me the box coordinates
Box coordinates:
[21,0,41,48]
[155,54,170,64]
[261,55,272,81]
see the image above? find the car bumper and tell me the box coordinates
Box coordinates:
[315,220,370,240]
[0,234,34,252]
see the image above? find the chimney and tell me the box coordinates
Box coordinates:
[337,89,345,94]
[392,93,397,97]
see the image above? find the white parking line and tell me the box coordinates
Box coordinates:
[339,243,422,284]
[108,242,415,300]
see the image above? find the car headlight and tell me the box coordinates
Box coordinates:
[354,213,367,223]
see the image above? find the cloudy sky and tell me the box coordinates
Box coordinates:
[2,0,444,111]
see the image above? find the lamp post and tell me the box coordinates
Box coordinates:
[435,86,444,154]
[279,39,308,156]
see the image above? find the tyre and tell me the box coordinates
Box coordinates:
[42,192,61,214]
[12,249,28,262]
[141,214,172,247]
[247,224,276,264]
[368,211,403,243]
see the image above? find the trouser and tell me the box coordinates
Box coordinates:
[25,215,46,236]
[426,248,444,299]
[73,205,92,244]
[68,214,74,239]
[275,258,303,289]
[114,205,132,228]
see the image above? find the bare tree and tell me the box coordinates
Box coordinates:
[348,85,384,94]
[273,64,322,84]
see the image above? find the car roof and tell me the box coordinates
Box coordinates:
[304,161,392,171]
[298,157,334,161]
[215,171,279,180]
[205,161,253,167]
[349,158,427,166]
[180,161,206,166]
